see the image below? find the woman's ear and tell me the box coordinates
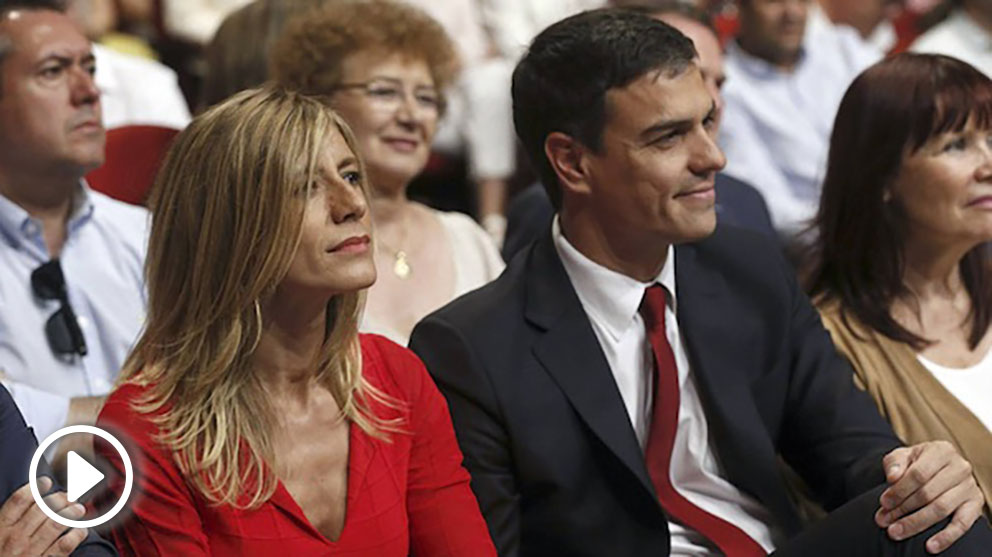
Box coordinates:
[545,132,591,197]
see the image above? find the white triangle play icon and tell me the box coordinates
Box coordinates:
[66,451,105,503]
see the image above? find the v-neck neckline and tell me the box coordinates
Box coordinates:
[267,421,376,545]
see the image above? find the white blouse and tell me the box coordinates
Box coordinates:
[918,347,992,434]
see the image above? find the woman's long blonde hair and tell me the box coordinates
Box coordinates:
[119,85,395,509]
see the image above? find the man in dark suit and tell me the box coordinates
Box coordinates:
[409,9,990,557]
[0,385,116,556]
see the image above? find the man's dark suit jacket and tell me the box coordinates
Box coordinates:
[502,174,776,261]
[410,224,903,557]
[0,386,117,556]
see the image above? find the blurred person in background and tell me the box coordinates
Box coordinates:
[198,0,324,111]
[817,0,906,52]
[161,0,250,45]
[805,53,992,520]
[402,0,517,244]
[272,0,503,346]
[912,0,992,77]
[96,85,497,556]
[719,0,879,240]
[0,1,148,466]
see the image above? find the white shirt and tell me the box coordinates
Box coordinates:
[918,348,992,433]
[0,183,148,443]
[94,45,191,130]
[477,0,605,59]
[552,218,780,555]
[911,9,992,78]
[720,7,880,237]
[161,0,252,45]
[402,0,490,67]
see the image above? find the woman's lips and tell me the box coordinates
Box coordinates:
[382,137,419,153]
[967,196,992,209]
[330,235,371,253]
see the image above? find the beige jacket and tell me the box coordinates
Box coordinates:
[816,299,992,518]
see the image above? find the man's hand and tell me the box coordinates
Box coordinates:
[875,441,985,554]
[0,477,88,556]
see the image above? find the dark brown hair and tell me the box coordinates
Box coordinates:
[803,53,992,350]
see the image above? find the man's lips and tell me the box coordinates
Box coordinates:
[675,181,716,200]
[329,235,371,253]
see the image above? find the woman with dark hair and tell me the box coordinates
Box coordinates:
[805,53,992,517]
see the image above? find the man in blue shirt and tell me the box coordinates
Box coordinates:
[720,0,880,238]
[0,1,148,459]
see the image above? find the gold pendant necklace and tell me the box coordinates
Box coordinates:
[377,209,413,280]
[393,250,411,279]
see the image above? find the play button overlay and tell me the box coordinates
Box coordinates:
[66,450,105,502]
[29,425,134,528]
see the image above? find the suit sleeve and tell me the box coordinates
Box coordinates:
[0,386,118,556]
[775,261,903,509]
[95,392,211,557]
[409,317,522,557]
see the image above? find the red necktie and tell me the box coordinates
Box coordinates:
[640,285,766,557]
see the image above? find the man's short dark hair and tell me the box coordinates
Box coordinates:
[511,8,696,210]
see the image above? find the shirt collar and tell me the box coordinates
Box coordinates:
[552,216,676,342]
[0,181,96,250]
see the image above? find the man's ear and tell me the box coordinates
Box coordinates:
[544,131,592,197]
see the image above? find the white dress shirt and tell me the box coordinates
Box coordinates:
[94,44,191,131]
[911,9,992,78]
[720,7,880,237]
[0,183,148,442]
[552,218,781,555]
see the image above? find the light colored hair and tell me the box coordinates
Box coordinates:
[119,84,398,509]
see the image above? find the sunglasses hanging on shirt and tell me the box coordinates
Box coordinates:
[31,259,88,357]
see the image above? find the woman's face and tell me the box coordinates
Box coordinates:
[331,52,441,193]
[282,127,376,296]
[890,118,992,248]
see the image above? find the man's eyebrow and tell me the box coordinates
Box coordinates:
[639,117,693,141]
[35,51,96,66]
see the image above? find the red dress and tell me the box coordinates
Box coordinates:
[95,334,497,556]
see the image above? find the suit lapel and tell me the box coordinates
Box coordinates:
[675,243,799,529]
[524,232,656,498]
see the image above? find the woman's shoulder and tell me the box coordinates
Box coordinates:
[430,209,505,279]
[97,381,167,448]
[360,333,432,400]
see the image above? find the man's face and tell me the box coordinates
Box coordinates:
[579,66,726,247]
[738,0,810,65]
[657,14,726,125]
[0,10,104,177]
